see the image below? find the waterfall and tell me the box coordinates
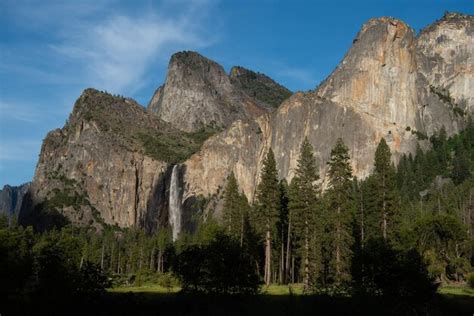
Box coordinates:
[169,165,182,241]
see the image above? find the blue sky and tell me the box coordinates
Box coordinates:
[0,0,472,186]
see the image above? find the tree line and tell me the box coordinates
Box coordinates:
[222,120,473,294]
[1,120,472,302]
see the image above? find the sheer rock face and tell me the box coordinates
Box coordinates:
[183,13,473,207]
[24,89,169,230]
[184,116,272,202]
[317,17,419,128]
[23,13,473,228]
[147,51,268,132]
[416,13,474,129]
[24,55,289,229]
[0,183,30,220]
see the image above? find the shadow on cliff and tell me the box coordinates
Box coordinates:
[141,165,173,234]
[17,190,70,232]
[142,164,200,235]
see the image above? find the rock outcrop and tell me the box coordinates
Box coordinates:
[22,57,290,230]
[182,13,473,210]
[22,89,175,231]
[21,13,473,231]
[229,66,292,109]
[147,51,273,132]
[0,183,30,221]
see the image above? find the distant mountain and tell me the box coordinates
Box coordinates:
[19,12,473,233]
[0,183,30,222]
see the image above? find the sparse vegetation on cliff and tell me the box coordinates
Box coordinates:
[230,66,292,108]
[430,85,466,117]
[68,89,220,164]
[138,126,220,163]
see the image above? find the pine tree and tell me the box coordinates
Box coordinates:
[238,193,252,248]
[452,144,471,185]
[414,144,427,191]
[288,138,320,291]
[370,138,398,241]
[222,172,243,238]
[431,126,449,174]
[278,179,289,284]
[326,138,355,283]
[254,149,280,285]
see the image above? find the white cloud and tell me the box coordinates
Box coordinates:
[51,3,213,94]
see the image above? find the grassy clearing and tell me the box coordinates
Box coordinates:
[260,284,304,295]
[438,286,474,297]
[109,284,306,295]
[109,285,180,294]
[111,284,474,298]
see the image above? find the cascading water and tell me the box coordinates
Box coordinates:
[169,165,182,241]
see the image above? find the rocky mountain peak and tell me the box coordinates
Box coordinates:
[229,66,292,109]
[20,13,473,232]
[317,15,417,129]
[183,13,473,209]
[147,51,278,132]
[427,11,473,30]
[71,88,142,120]
[169,51,224,75]
[359,16,412,36]
[416,12,473,115]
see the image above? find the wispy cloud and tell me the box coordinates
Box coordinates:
[0,0,218,185]
[50,2,214,94]
[2,0,216,94]
[271,62,317,87]
[0,101,43,123]
[0,139,41,162]
[0,62,81,86]
[0,100,65,123]
[273,64,317,89]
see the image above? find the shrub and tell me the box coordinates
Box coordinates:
[158,272,180,292]
[467,272,474,288]
[134,268,155,286]
[352,239,438,303]
[76,261,111,297]
[173,232,261,294]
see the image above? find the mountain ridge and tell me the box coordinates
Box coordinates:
[15,12,474,231]
[147,51,288,132]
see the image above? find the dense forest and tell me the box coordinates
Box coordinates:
[2,120,473,312]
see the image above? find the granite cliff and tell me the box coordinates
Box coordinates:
[19,13,473,231]
[20,53,290,231]
[147,51,286,132]
[183,13,473,207]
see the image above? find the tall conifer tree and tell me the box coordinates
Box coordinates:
[222,172,253,247]
[254,149,280,285]
[222,172,242,238]
[371,138,398,240]
[278,179,289,284]
[288,138,320,291]
[326,138,355,283]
